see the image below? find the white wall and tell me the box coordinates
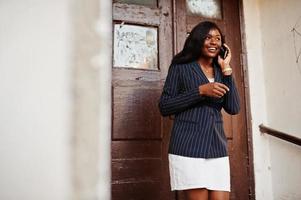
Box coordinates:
[258,0,301,199]
[97,0,112,199]
[259,0,301,138]
[0,1,72,199]
[243,0,301,199]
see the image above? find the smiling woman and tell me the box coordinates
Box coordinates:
[159,21,240,200]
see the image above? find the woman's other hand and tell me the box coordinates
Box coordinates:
[199,82,229,98]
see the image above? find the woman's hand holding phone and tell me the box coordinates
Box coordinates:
[218,44,232,75]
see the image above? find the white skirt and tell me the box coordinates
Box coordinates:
[168,154,231,192]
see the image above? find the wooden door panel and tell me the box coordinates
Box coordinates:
[112,1,174,200]
[113,86,162,139]
[112,182,161,200]
[112,141,162,158]
[112,159,162,182]
[113,3,161,26]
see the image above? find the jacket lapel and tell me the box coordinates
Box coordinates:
[191,61,223,83]
[191,61,209,83]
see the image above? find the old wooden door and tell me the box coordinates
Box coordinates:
[112,0,253,200]
[111,1,174,200]
[174,0,253,199]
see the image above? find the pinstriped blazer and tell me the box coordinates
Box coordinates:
[159,61,240,158]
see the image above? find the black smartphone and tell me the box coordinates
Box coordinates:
[219,44,228,59]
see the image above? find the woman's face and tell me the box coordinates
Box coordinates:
[201,29,222,58]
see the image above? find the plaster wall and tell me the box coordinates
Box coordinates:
[243,0,301,199]
[258,0,301,199]
[0,0,72,199]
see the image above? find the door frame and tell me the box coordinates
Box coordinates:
[238,0,255,199]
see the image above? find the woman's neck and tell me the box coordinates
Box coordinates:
[198,57,213,68]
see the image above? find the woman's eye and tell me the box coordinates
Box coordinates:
[216,37,221,41]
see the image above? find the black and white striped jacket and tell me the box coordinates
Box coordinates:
[159,61,240,158]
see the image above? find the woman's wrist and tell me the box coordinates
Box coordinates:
[222,65,232,76]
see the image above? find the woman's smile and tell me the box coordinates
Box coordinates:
[207,47,218,53]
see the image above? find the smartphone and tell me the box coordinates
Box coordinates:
[219,44,228,59]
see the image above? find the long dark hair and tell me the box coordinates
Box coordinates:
[171,21,225,65]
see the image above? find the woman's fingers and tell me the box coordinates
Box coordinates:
[223,43,231,54]
[222,43,231,64]
[212,89,225,97]
[213,83,229,97]
[214,82,229,92]
[199,82,229,98]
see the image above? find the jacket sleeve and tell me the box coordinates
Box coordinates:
[222,75,240,115]
[158,64,205,116]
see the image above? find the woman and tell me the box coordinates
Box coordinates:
[158,21,240,200]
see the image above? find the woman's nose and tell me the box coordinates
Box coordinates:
[210,39,217,45]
